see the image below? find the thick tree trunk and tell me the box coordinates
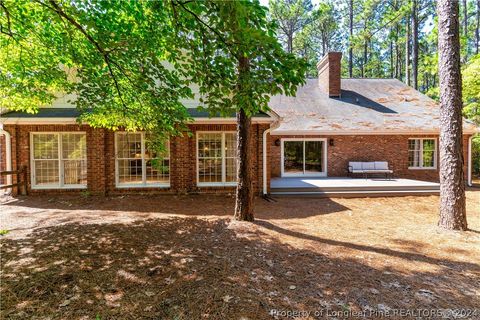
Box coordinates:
[234,108,254,221]
[437,0,467,230]
[234,57,254,222]
[412,0,419,89]
[405,14,410,86]
[349,0,353,77]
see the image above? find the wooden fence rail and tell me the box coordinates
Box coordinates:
[0,166,27,195]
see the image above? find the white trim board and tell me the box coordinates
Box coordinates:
[3,118,79,125]
[270,130,479,135]
[1,117,273,125]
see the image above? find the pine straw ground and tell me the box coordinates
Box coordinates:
[1,190,479,320]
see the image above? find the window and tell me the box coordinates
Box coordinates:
[197,132,237,186]
[31,132,87,189]
[408,138,437,169]
[115,132,169,187]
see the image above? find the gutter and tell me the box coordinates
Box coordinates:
[1,117,275,125]
[0,125,12,190]
[270,129,480,136]
[0,117,79,125]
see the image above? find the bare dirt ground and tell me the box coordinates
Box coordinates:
[1,190,479,319]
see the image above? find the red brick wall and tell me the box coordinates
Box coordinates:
[2,124,472,195]
[268,134,471,183]
[4,123,269,195]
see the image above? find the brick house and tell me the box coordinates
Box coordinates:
[1,53,478,196]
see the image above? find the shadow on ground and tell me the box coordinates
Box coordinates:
[1,194,350,219]
[1,217,478,319]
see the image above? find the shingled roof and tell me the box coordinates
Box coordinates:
[1,108,270,119]
[268,78,479,135]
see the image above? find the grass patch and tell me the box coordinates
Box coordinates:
[0,229,9,236]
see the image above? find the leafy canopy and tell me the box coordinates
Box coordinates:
[463,54,480,125]
[1,0,194,138]
[1,0,307,137]
[170,0,307,117]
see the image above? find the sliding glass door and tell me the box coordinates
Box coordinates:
[282,139,327,177]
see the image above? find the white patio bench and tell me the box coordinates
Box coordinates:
[348,161,393,179]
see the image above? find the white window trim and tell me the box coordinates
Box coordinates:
[408,138,437,170]
[30,132,87,190]
[280,138,328,177]
[196,131,238,187]
[114,132,170,188]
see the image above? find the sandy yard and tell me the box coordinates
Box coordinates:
[1,190,479,319]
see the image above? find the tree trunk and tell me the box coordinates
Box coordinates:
[322,34,327,57]
[362,37,368,78]
[463,0,468,61]
[390,40,394,78]
[349,0,353,77]
[412,0,419,89]
[405,13,411,86]
[287,33,293,53]
[234,57,254,222]
[437,0,467,230]
[395,24,400,79]
[476,0,480,54]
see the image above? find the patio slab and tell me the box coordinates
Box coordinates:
[270,177,440,196]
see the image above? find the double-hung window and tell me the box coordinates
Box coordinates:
[408,138,437,169]
[31,132,87,189]
[115,132,170,187]
[197,132,237,186]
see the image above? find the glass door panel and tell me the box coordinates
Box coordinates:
[282,140,326,176]
[283,141,303,174]
[304,141,324,174]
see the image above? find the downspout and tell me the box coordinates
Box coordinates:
[0,126,12,189]
[262,120,280,195]
[262,127,271,195]
[467,135,473,187]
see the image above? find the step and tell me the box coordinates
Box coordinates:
[270,189,440,198]
[271,185,439,193]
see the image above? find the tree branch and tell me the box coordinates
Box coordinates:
[0,1,14,37]
[173,0,235,53]
[36,0,128,110]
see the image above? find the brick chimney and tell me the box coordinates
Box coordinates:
[317,52,342,97]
